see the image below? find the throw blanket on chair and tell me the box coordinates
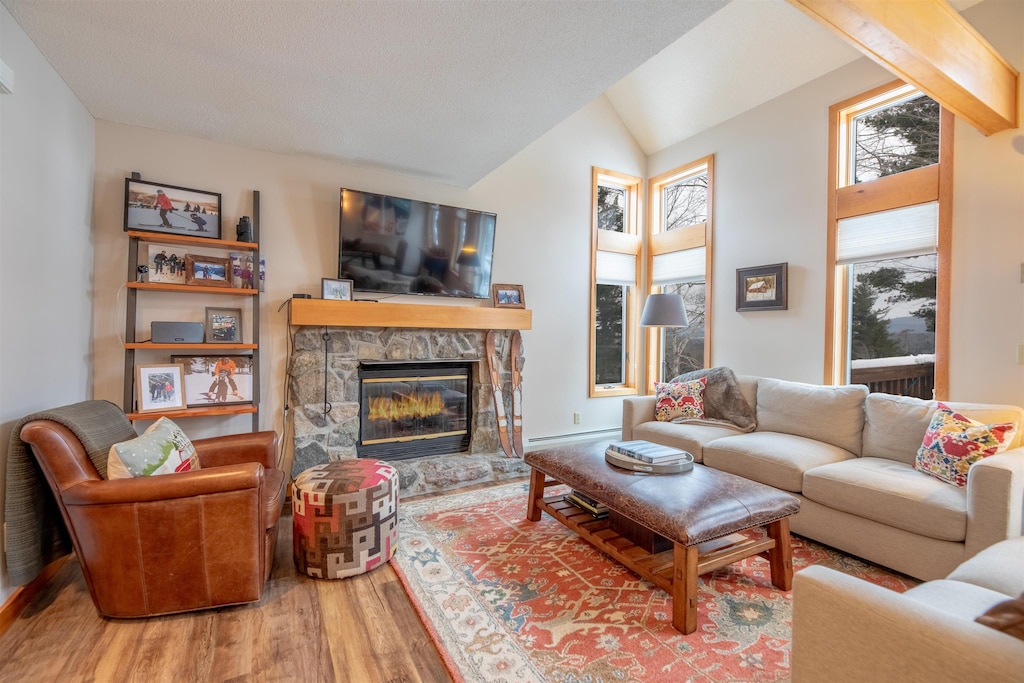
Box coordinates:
[4,400,136,585]
[668,366,757,432]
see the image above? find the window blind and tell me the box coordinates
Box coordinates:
[595,250,637,286]
[837,202,937,264]
[652,246,706,286]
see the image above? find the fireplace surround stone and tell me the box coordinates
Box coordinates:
[288,326,530,494]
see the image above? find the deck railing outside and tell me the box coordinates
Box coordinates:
[850,354,935,400]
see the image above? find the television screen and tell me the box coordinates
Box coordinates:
[338,189,496,299]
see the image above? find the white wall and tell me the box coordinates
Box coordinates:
[0,5,95,599]
[648,0,1024,406]
[949,0,1024,406]
[92,95,645,450]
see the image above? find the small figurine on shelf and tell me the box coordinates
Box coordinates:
[236,216,253,243]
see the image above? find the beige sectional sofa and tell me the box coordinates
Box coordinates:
[792,536,1024,682]
[622,375,1024,580]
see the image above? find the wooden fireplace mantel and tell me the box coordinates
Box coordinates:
[289,298,532,330]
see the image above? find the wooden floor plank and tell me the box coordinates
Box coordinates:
[0,512,451,683]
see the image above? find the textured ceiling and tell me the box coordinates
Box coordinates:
[1,0,987,188]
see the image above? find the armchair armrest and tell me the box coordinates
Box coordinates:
[622,396,657,441]
[193,430,278,470]
[61,462,265,505]
[792,565,1024,683]
[965,447,1024,557]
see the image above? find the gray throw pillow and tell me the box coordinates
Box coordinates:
[670,367,756,431]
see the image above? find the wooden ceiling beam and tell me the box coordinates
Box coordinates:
[786,0,1019,135]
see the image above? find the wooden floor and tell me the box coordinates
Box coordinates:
[0,510,453,683]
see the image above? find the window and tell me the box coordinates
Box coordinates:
[646,156,714,388]
[826,83,951,399]
[590,168,642,396]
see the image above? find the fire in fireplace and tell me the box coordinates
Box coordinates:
[357,361,472,460]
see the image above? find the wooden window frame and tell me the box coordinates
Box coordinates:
[824,81,952,398]
[590,167,642,398]
[644,156,715,393]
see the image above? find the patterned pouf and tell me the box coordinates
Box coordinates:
[292,459,399,579]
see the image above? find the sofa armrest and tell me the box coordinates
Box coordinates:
[965,447,1024,558]
[622,396,657,441]
[793,565,1024,683]
[193,430,279,470]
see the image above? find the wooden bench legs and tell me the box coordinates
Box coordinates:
[525,466,796,635]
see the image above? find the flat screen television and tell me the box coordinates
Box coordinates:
[338,188,496,299]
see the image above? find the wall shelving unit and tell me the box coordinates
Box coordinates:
[122,191,261,430]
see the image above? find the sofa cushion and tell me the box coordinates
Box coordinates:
[107,417,200,479]
[755,378,867,454]
[903,579,1011,622]
[802,457,967,542]
[702,431,856,492]
[914,403,1017,489]
[947,537,1024,596]
[864,394,1024,465]
[633,420,741,463]
[654,378,706,422]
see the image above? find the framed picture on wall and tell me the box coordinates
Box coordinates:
[123,178,222,240]
[135,363,186,413]
[736,262,788,311]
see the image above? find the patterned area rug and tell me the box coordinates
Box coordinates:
[393,481,916,683]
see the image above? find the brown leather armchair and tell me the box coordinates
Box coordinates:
[19,413,286,618]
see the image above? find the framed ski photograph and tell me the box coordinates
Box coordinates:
[124,178,222,240]
[184,254,233,288]
[147,244,188,284]
[321,277,353,301]
[171,355,254,407]
[135,363,186,414]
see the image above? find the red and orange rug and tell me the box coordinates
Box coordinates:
[393,481,916,683]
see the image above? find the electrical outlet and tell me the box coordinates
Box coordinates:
[573,411,581,425]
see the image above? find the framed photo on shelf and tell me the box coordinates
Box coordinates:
[147,244,188,284]
[135,363,186,413]
[205,307,243,343]
[736,262,788,311]
[491,283,525,309]
[229,252,257,289]
[123,178,222,240]
[321,278,354,301]
[170,355,254,407]
[184,254,233,287]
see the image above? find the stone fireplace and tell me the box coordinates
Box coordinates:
[287,301,531,495]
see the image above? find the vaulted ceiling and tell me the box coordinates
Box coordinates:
[1,0,984,187]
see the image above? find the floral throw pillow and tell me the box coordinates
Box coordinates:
[914,403,1017,488]
[107,417,201,479]
[654,377,707,422]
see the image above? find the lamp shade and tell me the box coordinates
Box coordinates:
[640,293,689,327]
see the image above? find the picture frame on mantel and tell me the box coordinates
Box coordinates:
[736,262,788,311]
[492,283,525,309]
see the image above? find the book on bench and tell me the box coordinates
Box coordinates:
[607,440,691,464]
[564,490,609,518]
